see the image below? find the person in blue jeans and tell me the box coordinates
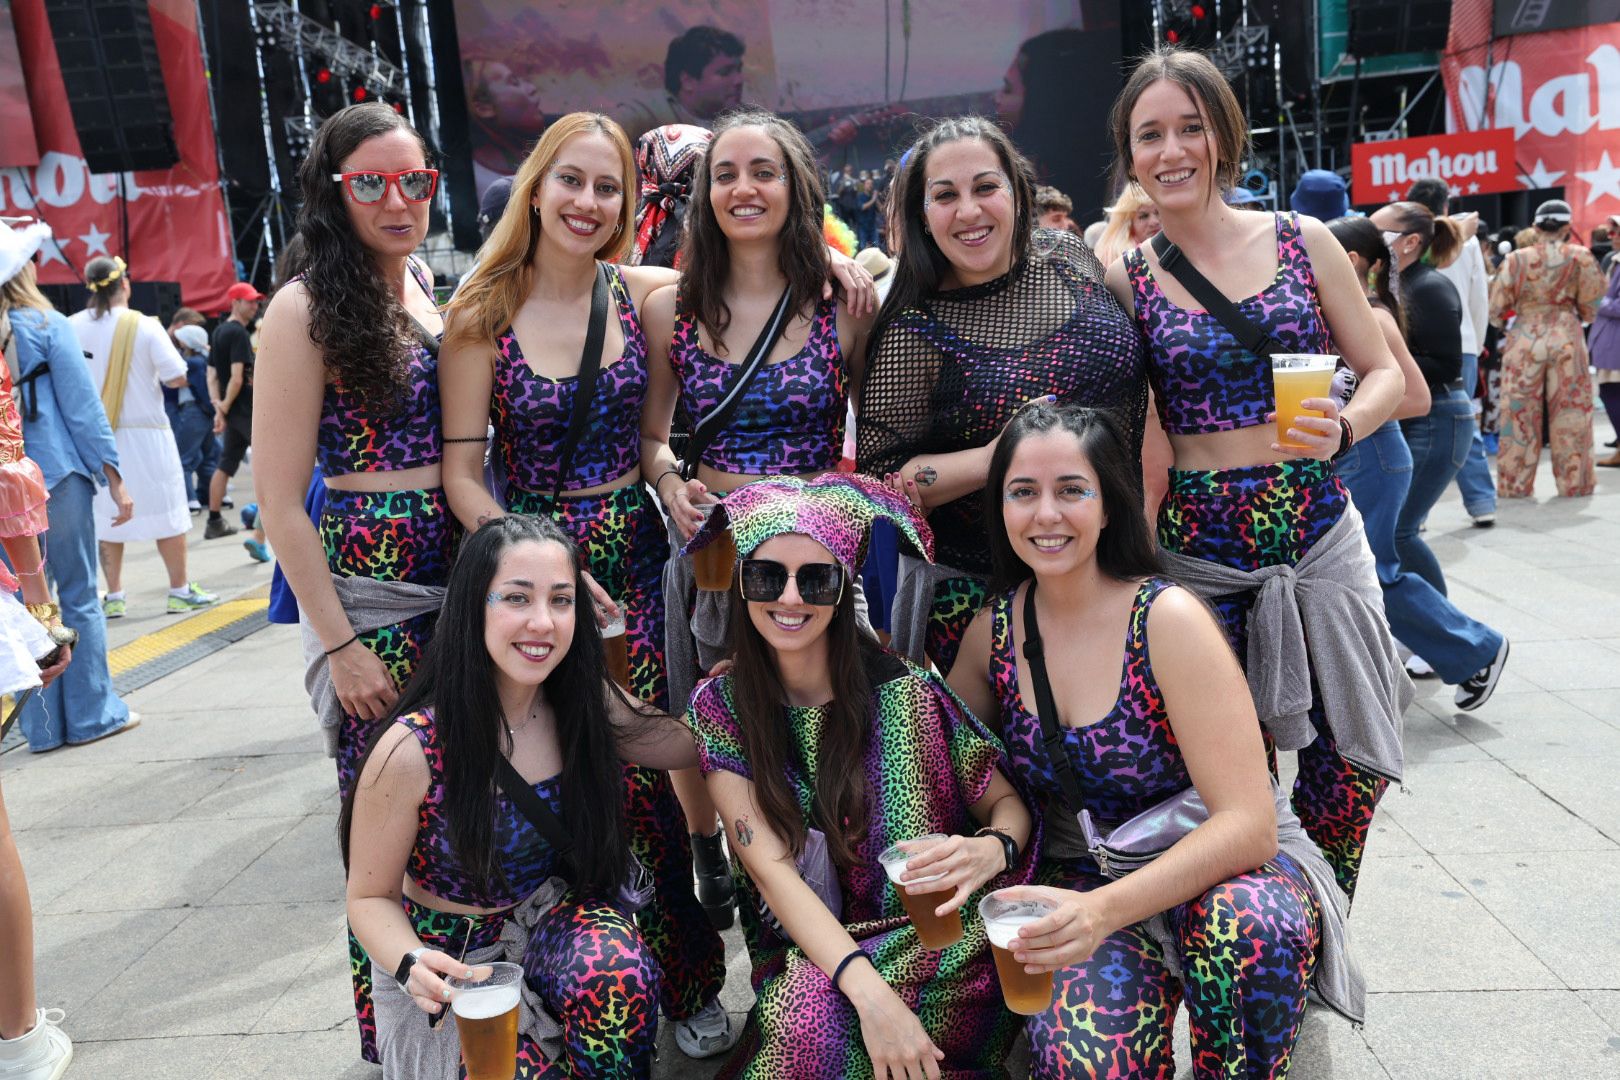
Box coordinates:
[166,318,219,509]
[1330,215,1509,711]
[1404,179,1496,525]
[1,259,137,750]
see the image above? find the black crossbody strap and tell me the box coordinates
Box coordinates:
[549,262,612,507]
[494,756,576,870]
[1150,231,1279,359]
[1021,585,1088,818]
[680,284,794,480]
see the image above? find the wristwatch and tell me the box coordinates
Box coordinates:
[393,946,428,989]
[975,827,1019,873]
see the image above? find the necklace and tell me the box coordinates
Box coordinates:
[505,703,539,740]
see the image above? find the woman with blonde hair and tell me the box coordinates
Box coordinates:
[439,110,735,1058]
[1092,182,1161,267]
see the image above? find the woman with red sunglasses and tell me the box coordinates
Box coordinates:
[253,102,453,1065]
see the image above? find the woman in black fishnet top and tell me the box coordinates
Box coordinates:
[856,117,1147,673]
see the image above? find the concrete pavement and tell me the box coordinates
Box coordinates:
[4,434,1619,1078]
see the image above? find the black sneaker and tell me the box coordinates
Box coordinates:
[203,517,238,540]
[1455,639,1510,712]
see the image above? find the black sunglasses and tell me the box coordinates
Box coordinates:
[738,559,845,606]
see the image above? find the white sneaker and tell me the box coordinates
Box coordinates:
[672,998,739,1059]
[0,1008,73,1080]
[1404,654,1436,678]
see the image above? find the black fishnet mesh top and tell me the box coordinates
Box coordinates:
[856,229,1148,576]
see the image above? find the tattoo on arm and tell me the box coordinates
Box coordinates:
[734,816,754,847]
[913,465,938,487]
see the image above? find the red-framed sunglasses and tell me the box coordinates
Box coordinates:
[330,169,439,204]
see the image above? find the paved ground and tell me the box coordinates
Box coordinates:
[4,430,1619,1078]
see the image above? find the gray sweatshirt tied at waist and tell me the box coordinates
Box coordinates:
[300,575,446,757]
[1158,499,1410,783]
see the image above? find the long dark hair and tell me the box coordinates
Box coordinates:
[678,108,829,356]
[295,102,434,404]
[338,516,631,898]
[877,116,1038,335]
[985,403,1160,591]
[1327,216,1406,337]
[726,575,877,870]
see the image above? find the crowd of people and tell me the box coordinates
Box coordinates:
[0,38,1615,1080]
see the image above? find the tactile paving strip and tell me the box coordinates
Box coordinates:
[0,591,273,755]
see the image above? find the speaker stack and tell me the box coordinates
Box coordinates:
[1346,0,1452,58]
[42,0,179,174]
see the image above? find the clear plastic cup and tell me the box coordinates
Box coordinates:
[978,891,1057,1015]
[448,961,522,1080]
[600,605,629,690]
[879,834,962,949]
[690,503,737,591]
[1270,353,1339,451]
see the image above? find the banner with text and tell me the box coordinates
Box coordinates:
[1351,129,1518,205]
[0,0,235,311]
[1442,0,1620,238]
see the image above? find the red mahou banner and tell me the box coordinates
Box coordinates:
[0,0,235,312]
[1351,129,1519,205]
[1442,0,1620,239]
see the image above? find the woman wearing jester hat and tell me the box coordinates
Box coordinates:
[681,472,1036,1080]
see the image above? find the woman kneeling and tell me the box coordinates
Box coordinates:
[683,474,1035,1079]
[342,515,699,1078]
[950,404,1359,1079]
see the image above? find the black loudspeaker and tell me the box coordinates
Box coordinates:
[43,0,178,174]
[1346,0,1451,58]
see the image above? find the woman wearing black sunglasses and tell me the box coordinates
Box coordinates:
[253,102,453,1064]
[680,473,1034,1080]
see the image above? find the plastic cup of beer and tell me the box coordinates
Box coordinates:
[600,606,630,691]
[1270,353,1338,451]
[690,503,737,592]
[979,891,1057,1015]
[448,961,522,1080]
[879,834,963,950]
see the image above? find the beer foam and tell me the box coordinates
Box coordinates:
[880,854,943,886]
[451,983,520,1020]
[984,912,1042,950]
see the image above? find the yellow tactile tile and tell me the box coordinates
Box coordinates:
[107,594,271,677]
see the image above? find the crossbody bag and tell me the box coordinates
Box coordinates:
[678,285,794,481]
[543,262,611,508]
[1021,584,1207,880]
[493,753,652,912]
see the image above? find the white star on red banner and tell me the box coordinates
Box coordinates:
[1575,151,1620,207]
[78,223,111,257]
[1517,159,1566,191]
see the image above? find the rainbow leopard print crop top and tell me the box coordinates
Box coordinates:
[397,709,563,909]
[670,296,846,475]
[315,260,442,477]
[1123,212,1333,436]
[492,265,647,494]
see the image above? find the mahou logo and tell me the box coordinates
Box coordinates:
[1351,130,1519,203]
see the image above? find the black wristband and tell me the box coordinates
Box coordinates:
[654,468,683,497]
[324,632,361,657]
[1330,415,1356,461]
[832,947,870,991]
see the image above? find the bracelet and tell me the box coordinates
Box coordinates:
[323,632,361,657]
[16,557,46,577]
[653,468,684,498]
[1331,415,1356,461]
[831,947,870,992]
[443,434,488,444]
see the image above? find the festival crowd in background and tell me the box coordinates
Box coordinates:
[2,36,1618,1080]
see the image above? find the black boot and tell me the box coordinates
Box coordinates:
[690,828,736,930]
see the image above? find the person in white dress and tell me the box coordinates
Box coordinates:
[67,257,216,616]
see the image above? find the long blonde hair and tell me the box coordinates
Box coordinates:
[0,261,56,369]
[1094,182,1155,267]
[444,113,634,351]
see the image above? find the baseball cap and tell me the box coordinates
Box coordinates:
[173,324,209,354]
[478,176,515,231]
[226,281,266,302]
